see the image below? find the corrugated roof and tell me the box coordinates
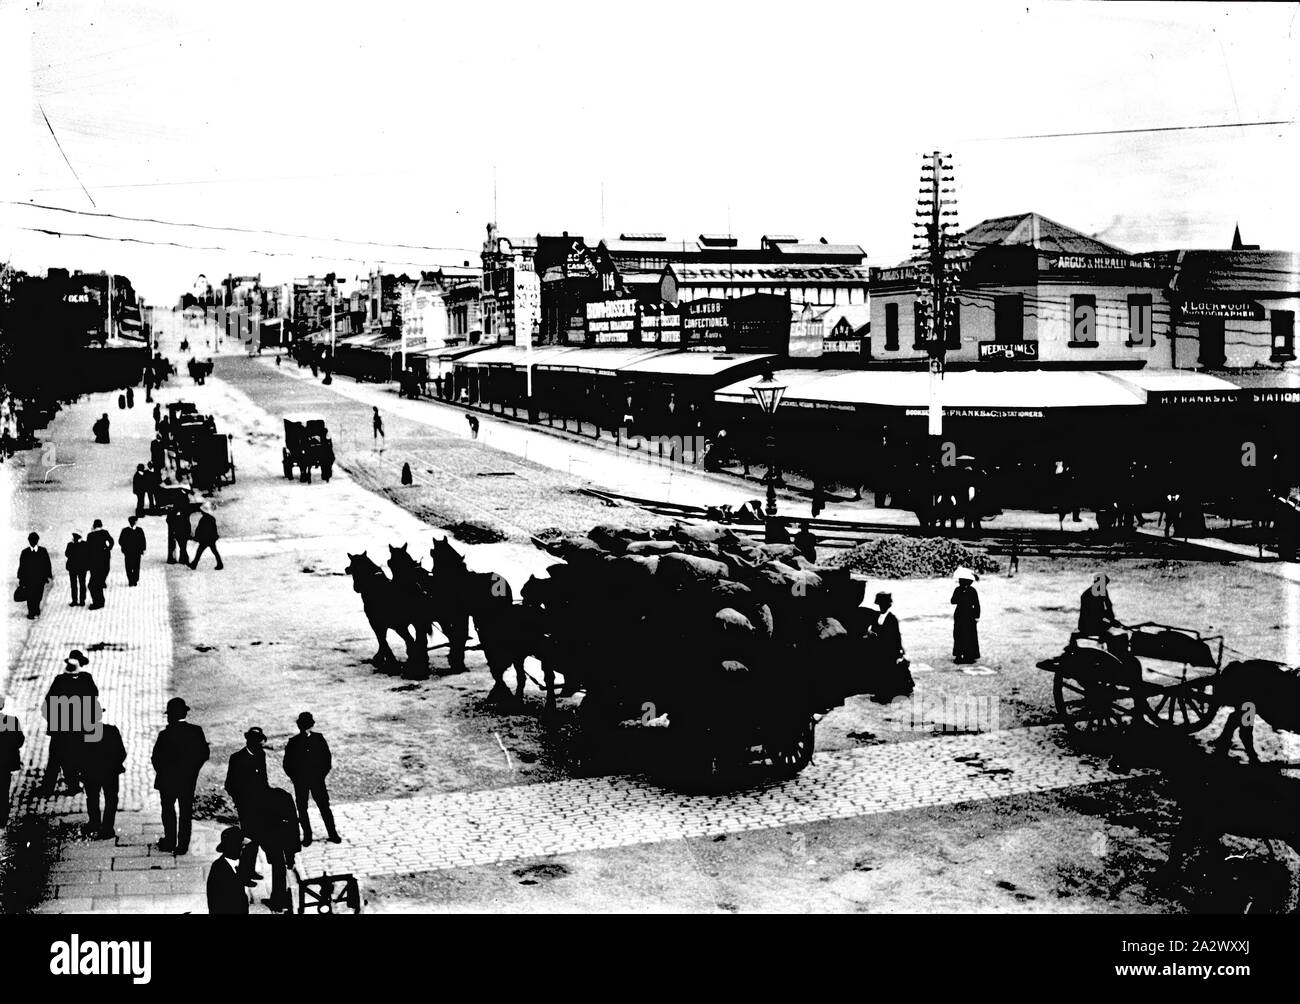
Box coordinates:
[772,243,866,258]
[604,238,700,254]
[961,213,1127,256]
[716,369,1148,409]
[1170,250,1300,296]
[455,344,580,368]
[621,351,777,377]
[538,347,674,373]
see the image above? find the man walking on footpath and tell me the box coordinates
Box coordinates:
[283,712,341,846]
[207,826,250,915]
[372,406,385,444]
[150,433,166,473]
[132,463,150,516]
[16,531,53,619]
[92,412,111,444]
[466,413,479,439]
[118,516,146,586]
[0,696,24,831]
[85,519,114,609]
[39,650,98,796]
[166,501,192,565]
[189,505,223,570]
[225,727,270,883]
[152,697,210,855]
[77,707,126,839]
[258,786,301,913]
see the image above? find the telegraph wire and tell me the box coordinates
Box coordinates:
[5,201,481,256]
[973,118,1294,143]
[15,226,474,273]
[37,105,96,209]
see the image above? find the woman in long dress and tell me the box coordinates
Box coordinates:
[951,570,980,664]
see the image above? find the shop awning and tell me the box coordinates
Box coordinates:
[622,351,777,377]
[537,346,674,374]
[1102,370,1245,404]
[410,344,484,361]
[716,368,1148,414]
[455,344,582,368]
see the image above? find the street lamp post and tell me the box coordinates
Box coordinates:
[749,370,787,543]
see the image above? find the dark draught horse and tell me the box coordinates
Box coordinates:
[388,539,525,699]
[345,551,428,675]
[1213,659,1300,763]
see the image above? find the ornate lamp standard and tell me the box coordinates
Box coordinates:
[749,370,787,543]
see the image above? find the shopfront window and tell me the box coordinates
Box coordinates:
[994,294,1023,343]
[1070,294,1097,346]
[1198,318,1226,368]
[945,299,961,349]
[913,301,929,349]
[1272,310,1296,361]
[1127,294,1153,346]
[884,303,899,351]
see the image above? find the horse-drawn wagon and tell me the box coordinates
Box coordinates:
[1036,622,1223,735]
[283,413,334,483]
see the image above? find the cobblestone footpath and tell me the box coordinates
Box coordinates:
[296,725,1146,880]
[1,387,220,914]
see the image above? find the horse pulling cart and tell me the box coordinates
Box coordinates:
[282,413,334,483]
[1037,622,1223,736]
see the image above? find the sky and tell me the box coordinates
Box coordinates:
[0,0,1296,302]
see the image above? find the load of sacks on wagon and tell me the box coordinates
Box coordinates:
[525,522,900,719]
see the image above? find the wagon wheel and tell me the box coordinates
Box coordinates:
[1053,672,1142,735]
[1145,683,1218,733]
[764,716,816,777]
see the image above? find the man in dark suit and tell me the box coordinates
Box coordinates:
[78,709,126,839]
[207,826,250,915]
[0,696,24,830]
[64,532,88,606]
[132,464,149,516]
[118,517,146,587]
[283,712,341,846]
[189,505,223,570]
[85,519,114,609]
[152,697,210,854]
[39,650,99,795]
[224,727,270,882]
[16,531,53,619]
[166,503,192,565]
[150,435,166,474]
[258,787,301,913]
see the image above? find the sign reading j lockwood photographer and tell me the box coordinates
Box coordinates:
[1174,300,1266,321]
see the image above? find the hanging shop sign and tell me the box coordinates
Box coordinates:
[584,296,639,345]
[683,298,730,347]
[640,305,681,345]
[1049,254,1160,271]
[1144,389,1246,406]
[1173,300,1266,321]
[977,341,1039,362]
[905,406,1045,420]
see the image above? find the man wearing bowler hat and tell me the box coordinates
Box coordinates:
[151,697,210,854]
[224,727,270,883]
[207,826,250,915]
[282,711,341,846]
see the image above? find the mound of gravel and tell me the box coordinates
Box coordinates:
[824,536,1000,579]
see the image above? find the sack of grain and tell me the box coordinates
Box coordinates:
[625,539,683,556]
[657,551,731,588]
